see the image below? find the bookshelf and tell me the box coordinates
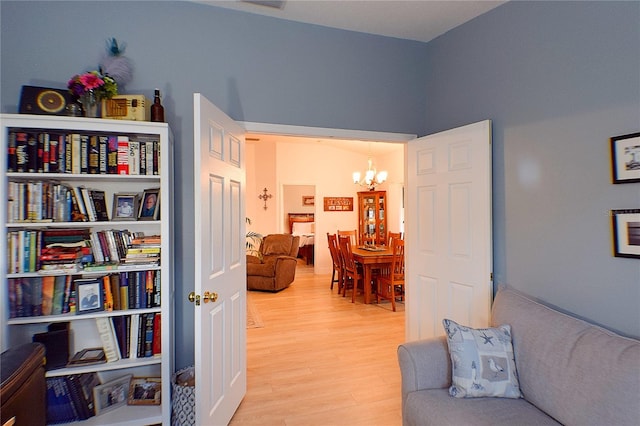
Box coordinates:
[0,114,173,425]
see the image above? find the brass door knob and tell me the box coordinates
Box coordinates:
[203,291,218,303]
[188,291,201,306]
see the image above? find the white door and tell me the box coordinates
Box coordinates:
[193,93,246,425]
[405,120,492,341]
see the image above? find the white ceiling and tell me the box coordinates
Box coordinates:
[199,0,507,154]
[197,0,506,43]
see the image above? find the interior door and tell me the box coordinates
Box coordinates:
[405,120,492,341]
[193,93,246,424]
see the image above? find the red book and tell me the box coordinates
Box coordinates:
[152,313,161,356]
[117,136,129,175]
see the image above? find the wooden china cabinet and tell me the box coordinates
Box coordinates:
[357,190,387,246]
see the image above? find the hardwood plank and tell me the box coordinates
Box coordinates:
[230,263,404,425]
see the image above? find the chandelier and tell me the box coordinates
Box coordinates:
[353,157,387,191]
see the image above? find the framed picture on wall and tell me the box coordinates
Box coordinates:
[611,209,640,259]
[610,132,640,183]
[302,196,315,206]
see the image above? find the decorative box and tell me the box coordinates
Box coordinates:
[101,95,150,121]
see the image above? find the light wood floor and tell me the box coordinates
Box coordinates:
[230,263,405,425]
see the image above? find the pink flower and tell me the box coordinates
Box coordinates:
[78,73,105,90]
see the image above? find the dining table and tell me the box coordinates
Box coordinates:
[351,246,395,304]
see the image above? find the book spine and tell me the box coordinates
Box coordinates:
[146,140,155,175]
[128,313,139,359]
[95,317,121,362]
[117,136,129,174]
[62,276,73,314]
[144,312,154,357]
[98,135,108,174]
[80,134,89,174]
[110,274,121,310]
[49,132,59,173]
[65,375,91,420]
[128,140,140,175]
[80,187,97,222]
[42,132,50,173]
[7,130,17,172]
[102,275,113,311]
[88,135,99,174]
[27,132,38,173]
[15,131,28,172]
[107,135,118,174]
[139,141,147,175]
[152,312,161,356]
[71,133,81,174]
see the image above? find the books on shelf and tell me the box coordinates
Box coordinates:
[7,128,161,176]
[7,270,161,319]
[46,373,100,424]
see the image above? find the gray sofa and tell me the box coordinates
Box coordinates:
[398,288,640,426]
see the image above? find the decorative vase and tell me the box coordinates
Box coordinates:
[80,90,99,118]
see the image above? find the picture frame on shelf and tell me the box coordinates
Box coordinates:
[112,193,139,221]
[610,132,640,183]
[611,209,640,259]
[138,188,160,221]
[93,374,132,415]
[75,278,104,314]
[67,347,106,367]
[127,377,162,406]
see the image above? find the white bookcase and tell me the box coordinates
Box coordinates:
[0,114,174,425]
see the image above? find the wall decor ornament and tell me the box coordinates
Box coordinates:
[259,188,272,210]
[610,132,640,183]
[611,209,640,259]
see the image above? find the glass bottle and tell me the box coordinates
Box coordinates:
[151,89,165,122]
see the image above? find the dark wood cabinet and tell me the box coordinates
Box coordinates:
[357,190,387,245]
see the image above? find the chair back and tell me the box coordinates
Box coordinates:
[390,238,405,279]
[338,234,357,272]
[327,233,340,269]
[387,231,403,246]
[337,229,359,247]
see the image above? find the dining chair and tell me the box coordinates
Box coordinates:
[338,234,364,302]
[386,231,403,246]
[376,238,405,311]
[337,229,359,247]
[327,233,342,292]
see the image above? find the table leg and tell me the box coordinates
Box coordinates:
[363,265,372,304]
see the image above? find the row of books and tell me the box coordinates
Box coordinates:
[7,129,161,176]
[7,181,109,223]
[98,312,161,363]
[46,373,101,424]
[6,228,155,274]
[8,270,161,318]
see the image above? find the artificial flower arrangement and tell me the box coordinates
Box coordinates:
[67,70,118,100]
[67,38,133,100]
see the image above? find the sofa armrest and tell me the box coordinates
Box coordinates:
[398,336,451,401]
[273,255,298,288]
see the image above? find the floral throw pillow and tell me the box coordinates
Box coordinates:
[442,319,522,398]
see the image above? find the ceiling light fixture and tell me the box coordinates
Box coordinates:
[353,149,387,191]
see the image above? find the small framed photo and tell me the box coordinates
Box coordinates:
[302,195,315,206]
[93,374,132,415]
[611,209,640,259]
[75,278,104,314]
[67,347,106,367]
[138,188,160,220]
[611,132,640,183]
[112,193,139,221]
[127,377,162,405]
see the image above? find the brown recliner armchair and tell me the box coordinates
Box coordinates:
[247,234,300,292]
